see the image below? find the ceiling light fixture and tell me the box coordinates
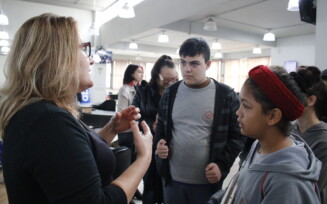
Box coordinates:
[212,40,221,50]
[252,46,262,54]
[0,39,9,46]
[203,17,217,31]
[214,52,223,59]
[129,41,138,49]
[119,3,135,18]
[135,55,142,61]
[158,30,169,43]
[1,46,9,53]
[0,10,8,25]
[97,0,143,26]
[263,30,275,41]
[287,0,299,11]
[0,28,9,39]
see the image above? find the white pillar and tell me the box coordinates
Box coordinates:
[90,63,108,104]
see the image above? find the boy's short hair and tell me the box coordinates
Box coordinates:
[179,37,210,62]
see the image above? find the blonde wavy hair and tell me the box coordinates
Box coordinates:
[0,13,81,138]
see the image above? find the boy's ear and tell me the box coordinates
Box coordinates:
[267,108,282,126]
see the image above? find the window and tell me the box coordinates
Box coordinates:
[223,57,270,92]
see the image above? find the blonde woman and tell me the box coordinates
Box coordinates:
[0,13,152,203]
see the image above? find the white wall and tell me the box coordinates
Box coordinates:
[223,48,271,60]
[0,0,93,86]
[315,0,327,69]
[270,34,315,67]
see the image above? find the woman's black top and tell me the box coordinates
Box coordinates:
[2,100,127,203]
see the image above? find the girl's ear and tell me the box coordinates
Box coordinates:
[307,95,317,107]
[267,108,282,126]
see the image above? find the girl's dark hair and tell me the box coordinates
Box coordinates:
[123,64,141,84]
[244,66,307,135]
[149,55,175,88]
[293,66,327,122]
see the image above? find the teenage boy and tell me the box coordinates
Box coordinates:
[155,37,245,204]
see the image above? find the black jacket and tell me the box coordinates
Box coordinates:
[132,81,164,201]
[132,80,161,133]
[155,79,246,189]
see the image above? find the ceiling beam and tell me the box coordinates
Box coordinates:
[106,41,178,56]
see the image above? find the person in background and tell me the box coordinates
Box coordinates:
[0,13,152,204]
[132,55,178,204]
[230,65,321,203]
[117,64,144,202]
[117,64,144,161]
[291,66,327,203]
[155,37,245,204]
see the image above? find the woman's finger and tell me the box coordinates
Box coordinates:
[140,121,150,135]
[130,120,140,136]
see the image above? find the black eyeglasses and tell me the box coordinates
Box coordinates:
[81,42,91,57]
[159,73,179,84]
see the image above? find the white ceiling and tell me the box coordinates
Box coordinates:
[20,0,316,60]
[20,0,118,11]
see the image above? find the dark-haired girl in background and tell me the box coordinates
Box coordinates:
[291,66,327,203]
[117,64,144,162]
[117,64,144,202]
[132,55,178,204]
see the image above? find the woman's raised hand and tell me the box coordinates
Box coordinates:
[131,120,152,159]
[109,106,141,134]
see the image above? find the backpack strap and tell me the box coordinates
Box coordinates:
[261,172,269,200]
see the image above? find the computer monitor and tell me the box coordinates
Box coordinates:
[109,94,118,100]
[284,61,298,73]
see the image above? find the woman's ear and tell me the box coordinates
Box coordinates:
[267,108,282,126]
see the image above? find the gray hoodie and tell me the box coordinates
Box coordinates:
[293,122,327,203]
[233,135,321,204]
